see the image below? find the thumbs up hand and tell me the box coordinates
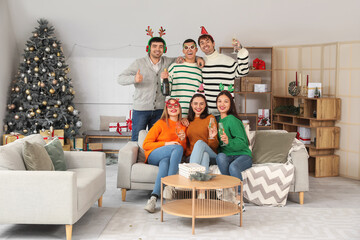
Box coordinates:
[135,69,143,83]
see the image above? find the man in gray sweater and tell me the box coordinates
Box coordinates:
[117,37,174,141]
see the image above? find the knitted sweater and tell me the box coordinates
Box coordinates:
[168,62,203,117]
[218,114,251,157]
[185,115,219,156]
[117,56,175,111]
[202,49,249,115]
[142,119,187,162]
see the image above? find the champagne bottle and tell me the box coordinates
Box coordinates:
[162,68,170,96]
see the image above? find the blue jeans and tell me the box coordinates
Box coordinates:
[216,153,252,181]
[189,140,217,173]
[147,145,183,197]
[131,109,163,141]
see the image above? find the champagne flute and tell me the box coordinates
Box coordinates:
[175,122,185,141]
[218,122,227,146]
[208,117,215,139]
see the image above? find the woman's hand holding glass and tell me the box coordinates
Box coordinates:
[218,122,228,146]
[208,117,217,139]
[175,122,186,141]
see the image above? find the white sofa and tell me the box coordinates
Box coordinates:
[117,130,309,204]
[0,134,106,240]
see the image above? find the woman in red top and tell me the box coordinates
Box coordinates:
[142,98,187,213]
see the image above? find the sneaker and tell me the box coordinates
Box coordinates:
[144,196,157,213]
[163,186,175,200]
[197,192,205,199]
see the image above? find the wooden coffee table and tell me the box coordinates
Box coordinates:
[161,174,243,235]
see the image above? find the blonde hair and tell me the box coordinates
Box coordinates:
[160,98,182,126]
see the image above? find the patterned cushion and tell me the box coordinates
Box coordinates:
[242,163,294,206]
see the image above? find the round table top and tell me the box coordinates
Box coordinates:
[161,174,242,190]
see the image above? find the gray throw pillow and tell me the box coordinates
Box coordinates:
[252,132,296,164]
[44,138,67,171]
[22,141,54,171]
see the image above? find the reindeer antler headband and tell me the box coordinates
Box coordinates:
[146,26,167,53]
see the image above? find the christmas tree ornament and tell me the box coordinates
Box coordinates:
[15,87,20,92]
[44,28,47,32]
[23,129,28,133]
[43,57,46,60]
[57,62,62,67]
[71,130,75,134]
[14,115,19,120]
[46,106,50,109]
[21,73,25,77]
[24,77,28,83]
[42,68,46,72]
[19,106,23,111]
[27,69,31,74]
[33,33,38,37]
[62,85,66,92]
[35,122,38,126]
[34,73,39,77]
[10,104,15,109]
[67,106,74,112]
[4,124,8,131]
[26,60,30,64]
[53,113,58,118]
[54,104,59,108]
[30,111,35,117]
[71,89,76,95]
[34,56,39,61]
[64,124,69,129]
[29,47,34,51]
[36,109,41,114]
[49,88,55,94]
[59,77,64,81]
[33,130,37,134]
[40,82,45,88]
[52,79,58,85]
[37,81,41,86]
[45,47,50,52]
[32,84,36,88]
[25,89,30,95]
[8,122,13,126]
[52,42,57,48]
[57,100,61,105]
[27,95,32,101]
[34,67,39,72]
[51,72,55,77]
[50,55,54,59]
[11,87,15,92]
[42,101,47,106]
[76,121,82,127]
[57,52,60,57]
[26,47,29,51]
[73,109,79,115]
[27,114,31,118]
[7,104,11,109]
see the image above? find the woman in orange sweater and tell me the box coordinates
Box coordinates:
[142,98,187,213]
[186,93,219,172]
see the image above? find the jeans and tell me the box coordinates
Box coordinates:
[216,153,252,181]
[189,140,217,173]
[147,145,183,197]
[131,109,163,141]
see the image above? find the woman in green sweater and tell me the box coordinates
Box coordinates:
[215,90,252,181]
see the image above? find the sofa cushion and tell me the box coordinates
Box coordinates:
[252,131,296,164]
[44,138,67,171]
[68,168,105,212]
[0,134,46,170]
[131,163,158,183]
[22,141,54,171]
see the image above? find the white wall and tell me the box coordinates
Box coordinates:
[0,0,18,141]
[2,0,360,135]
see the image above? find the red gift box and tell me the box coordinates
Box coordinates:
[253,58,266,70]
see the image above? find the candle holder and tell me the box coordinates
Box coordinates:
[288,81,300,96]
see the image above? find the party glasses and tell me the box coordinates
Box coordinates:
[167,103,180,109]
[183,44,196,50]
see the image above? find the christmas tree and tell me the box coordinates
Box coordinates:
[4,19,81,138]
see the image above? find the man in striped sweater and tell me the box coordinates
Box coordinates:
[166,39,203,117]
[198,29,250,116]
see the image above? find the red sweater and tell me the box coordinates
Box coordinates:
[143,119,187,162]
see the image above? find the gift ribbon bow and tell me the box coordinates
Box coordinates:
[5,132,21,144]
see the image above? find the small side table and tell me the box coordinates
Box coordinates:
[83,130,131,153]
[161,174,243,235]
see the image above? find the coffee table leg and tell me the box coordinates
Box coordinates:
[240,183,243,227]
[161,181,164,222]
[192,188,195,235]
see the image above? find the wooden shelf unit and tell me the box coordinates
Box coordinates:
[219,47,273,131]
[272,95,341,177]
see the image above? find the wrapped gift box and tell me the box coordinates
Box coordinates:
[258,109,271,126]
[179,163,206,178]
[254,84,268,92]
[308,83,322,98]
[2,133,25,145]
[87,143,103,151]
[109,122,128,133]
[297,127,311,144]
[62,144,71,151]
[40,129,65,146]
[241,77,261,92]
[66,137,84,151]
